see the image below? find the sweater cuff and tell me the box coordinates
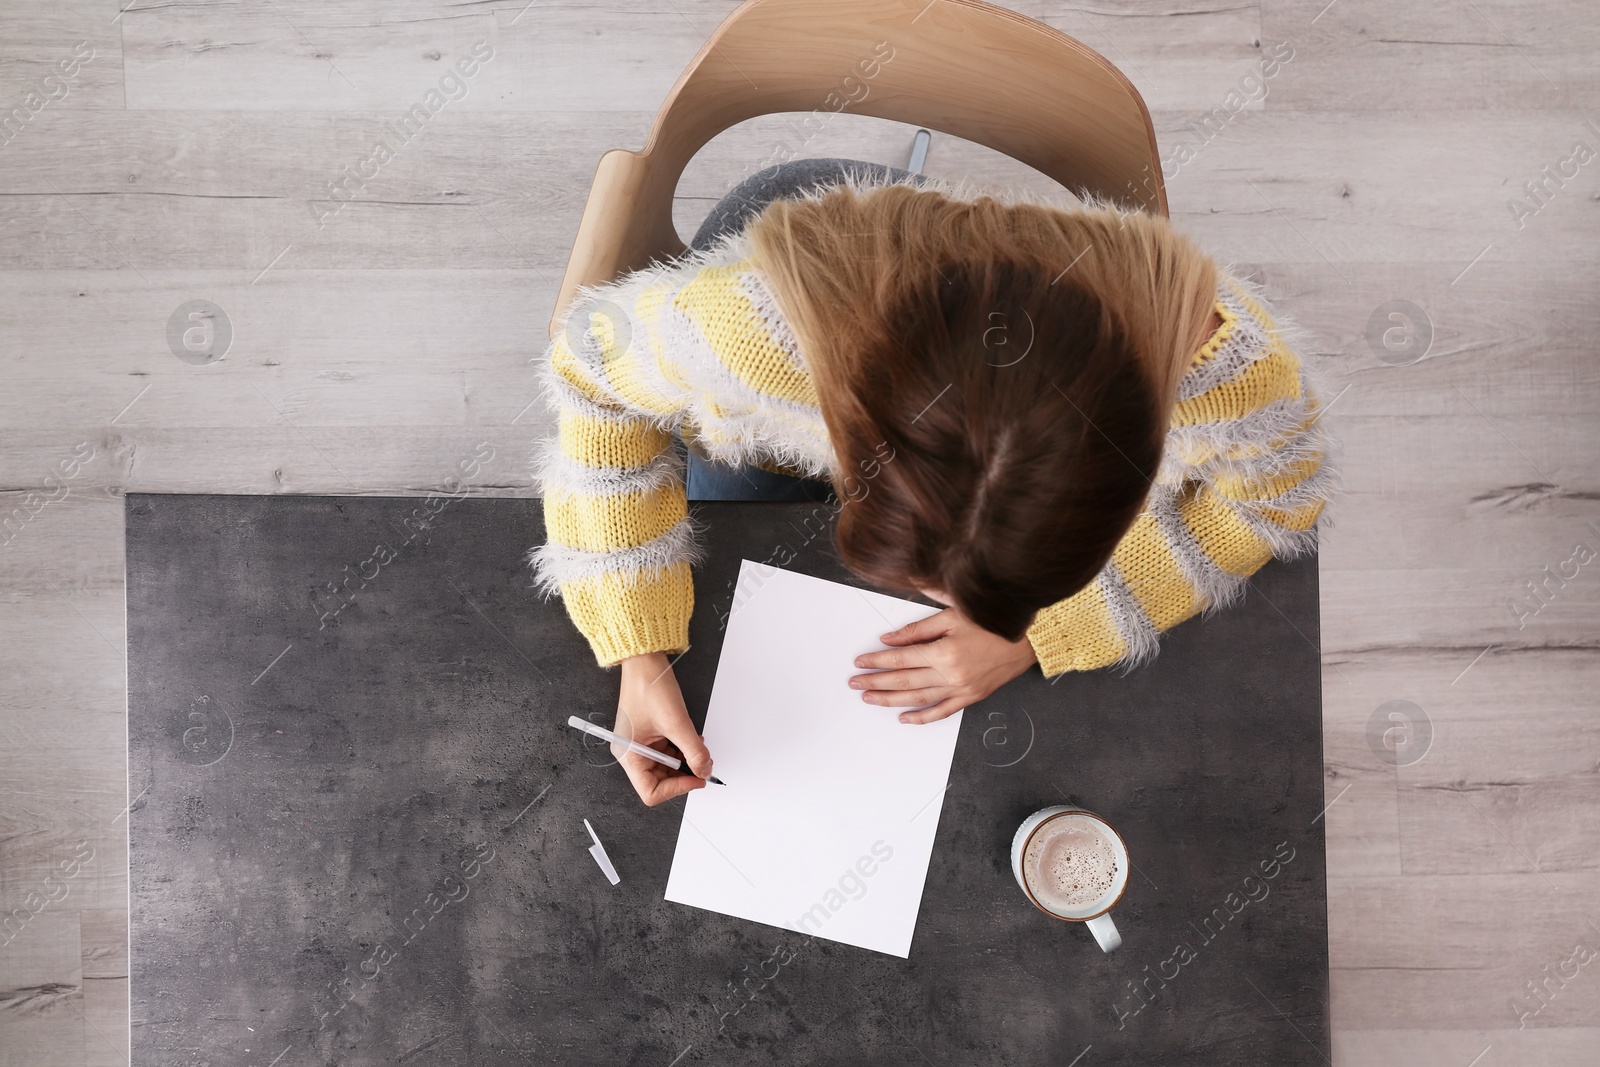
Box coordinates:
[1026,580,1127,677]
[559,563,694,668]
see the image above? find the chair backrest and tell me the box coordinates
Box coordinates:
[549,0,1164,338]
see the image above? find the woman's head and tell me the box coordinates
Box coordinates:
[746,181,1218,641]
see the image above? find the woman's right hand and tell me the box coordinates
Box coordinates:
[615,652,714,806]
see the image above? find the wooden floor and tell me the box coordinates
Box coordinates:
[1,1,1595,1064]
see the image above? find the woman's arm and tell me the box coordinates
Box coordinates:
[1027,275,1338,676]
[532,283,718,807]
[529,283,697,667]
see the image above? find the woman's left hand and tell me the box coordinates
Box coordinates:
[849,608,1038,724]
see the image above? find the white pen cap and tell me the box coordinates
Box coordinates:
[583,818,621,886]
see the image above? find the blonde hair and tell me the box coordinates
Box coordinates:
[746,179,1218,447]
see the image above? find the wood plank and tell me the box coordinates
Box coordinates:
[1336,1028,1600,1067]
[1320,571,1600,655]
[1323,417,1600,479]
[1319,714,1403,879]
[1038,1,1600,112]
[114,1,1600,115]
[1398,709,1600,875]
[1319,653,1407,878]
[78,976,126,1067]
[1265,0,1599,111]
[0,488,124,592]
[1316,649,1600,878]
[117,0,1274,115]
[1319,499,1600,574]
[1167,110,1600,267]
[0,498,130,921]
[0,911,85,1067]
[75,912,125,982]
[1328,874,1600,1029]
[0,427,541,498]
[0,2,123,112]
[0,270,552,431]
[1240,261,1600,415]
[0,729,129,918]
[120,1,716,112]
[0,109,627,271]
[1392,649,1600,876]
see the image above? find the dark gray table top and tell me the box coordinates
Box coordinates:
[127,493,1329,1066]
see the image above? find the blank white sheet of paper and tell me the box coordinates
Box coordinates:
[663,560,963,959]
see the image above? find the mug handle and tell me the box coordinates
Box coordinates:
[1086,912,1121,953]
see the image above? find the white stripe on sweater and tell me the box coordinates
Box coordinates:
[1222,496,1319,559]
[539,368,639,426]
[536,448,683,499]
[526,518,702,596]
[1165,268,1339,485]
[1096,563,1161,673]
[659,289,834,478]
[1145,484,1251,614]
[1176,278,1276,401]
[1163,396,1326,481]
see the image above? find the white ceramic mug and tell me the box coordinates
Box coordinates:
[1010,805,1129,953]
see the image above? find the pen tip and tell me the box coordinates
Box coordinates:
[709,776,726,786]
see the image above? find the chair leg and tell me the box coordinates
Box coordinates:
[907,129,932,174]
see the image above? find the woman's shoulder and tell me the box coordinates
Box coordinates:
[1162,267,1339,480]
[650,229,807,370]
[549,228,789,380]
[557,228,761,324]
[1175,269,1315,405]
[552,225,815,402]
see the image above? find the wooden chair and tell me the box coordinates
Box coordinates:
[549,0,1164,339]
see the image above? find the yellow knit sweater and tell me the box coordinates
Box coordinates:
[531,219,1338,676]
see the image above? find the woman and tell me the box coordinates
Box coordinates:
[530,159,1338,807]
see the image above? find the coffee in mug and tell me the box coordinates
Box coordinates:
[1010,806,1129,952]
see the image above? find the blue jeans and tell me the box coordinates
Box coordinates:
[681,158,925,503]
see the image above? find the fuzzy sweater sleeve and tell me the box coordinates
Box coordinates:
[527,269,700,668]
[1025,273,1341,677]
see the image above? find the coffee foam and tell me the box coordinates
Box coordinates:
[1023,814,1120,913]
